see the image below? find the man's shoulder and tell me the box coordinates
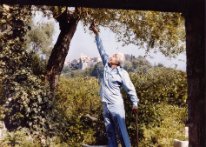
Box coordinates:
[117,67,128,75]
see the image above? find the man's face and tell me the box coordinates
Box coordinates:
[109,54,119,66]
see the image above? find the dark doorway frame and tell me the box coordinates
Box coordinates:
[1,0,205,146]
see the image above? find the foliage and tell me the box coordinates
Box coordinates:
[53,67,187,146]
[0,4,187,146]
[122,67,187,145]
[132,67,187,108]
[25,20,55,59]
[138,104,187,147]
[38,6,185,56]
[0,127,68,147]
[79,9,185,56]
[30,52,47,75]
[0,128,41,147]
[111,11,185,56]
[0,5,53,137]
[90,62,104,78]
[124,55,152,73]
[63,68,93,78]
[55,76,107,146]
[56,77,99,118]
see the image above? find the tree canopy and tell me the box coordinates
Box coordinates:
[38,6,185,56]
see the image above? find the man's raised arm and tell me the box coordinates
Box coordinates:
[90,23,109,66]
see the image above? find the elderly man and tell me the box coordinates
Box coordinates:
[90,23,139,147]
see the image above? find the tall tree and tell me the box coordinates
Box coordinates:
[46,7,80,93]
[185,0,205,146]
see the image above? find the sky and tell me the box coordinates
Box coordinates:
[33,11,186,71]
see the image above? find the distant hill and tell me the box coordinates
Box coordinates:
[62,54,163,78]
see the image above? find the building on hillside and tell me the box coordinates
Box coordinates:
[79,55,101,70]
[67,55,101,70]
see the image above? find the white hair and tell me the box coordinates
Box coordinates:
[116,52,125,67]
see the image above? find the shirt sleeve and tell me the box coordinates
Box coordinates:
[95,35,109,66]
[122,70,139,107]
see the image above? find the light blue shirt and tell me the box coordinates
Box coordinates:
[95,35,139,107]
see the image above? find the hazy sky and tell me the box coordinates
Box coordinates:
[33,12,186,71]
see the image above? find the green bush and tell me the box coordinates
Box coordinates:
[54,67,187,146]
[124,67,187,146]
[0,6,53,133]
[138,104,187,147]
[131,67,187,107]
[0,66,187,146]
[55,77,106,146]
[0,129,41,147]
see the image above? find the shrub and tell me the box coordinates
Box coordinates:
[0,67,187,146]
[55,76,106,146]
[139,104,187,147]
[54,67,187,146]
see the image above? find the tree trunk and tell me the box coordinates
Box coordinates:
[46,11,79,93]
[185,0,205,146]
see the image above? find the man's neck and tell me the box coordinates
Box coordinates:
[109,63,118,69]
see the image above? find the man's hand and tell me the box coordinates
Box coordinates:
[89,21,99,35]
[132,105,138,114]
